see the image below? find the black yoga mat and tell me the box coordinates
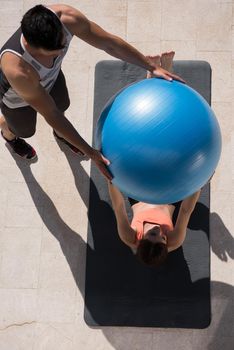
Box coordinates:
[84,60,211,328]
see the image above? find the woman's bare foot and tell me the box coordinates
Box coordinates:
[160,51,175,72]
[146,55,161,78]
[146,51,186,83]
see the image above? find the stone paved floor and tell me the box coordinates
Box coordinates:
[0,1,233,349]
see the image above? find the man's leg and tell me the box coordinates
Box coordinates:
[50,70,84,155]
[0,104,37,159]
[0,115,15,140]
[50,70,69,140]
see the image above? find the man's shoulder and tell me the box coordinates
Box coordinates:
[47,4,79,21]
[48,4,88,34]
[1,52,22,74]
[1,53,37,83]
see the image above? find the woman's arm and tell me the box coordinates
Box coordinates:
[168,190,201,250]
[108,182,136,247]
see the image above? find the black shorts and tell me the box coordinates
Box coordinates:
[0,70,70,138]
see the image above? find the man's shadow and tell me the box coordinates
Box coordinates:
[10,146,115,300]
[8,155,84,299]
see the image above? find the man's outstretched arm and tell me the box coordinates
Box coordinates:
[56,4,184,82]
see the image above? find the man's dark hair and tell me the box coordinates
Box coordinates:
[21,5,65,50]
[136,239,168,267]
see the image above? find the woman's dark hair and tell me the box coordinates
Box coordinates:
[136,239,168,267]
[21,5,65,50]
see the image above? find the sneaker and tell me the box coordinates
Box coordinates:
[1,131,37,160]
[53,130,85,156]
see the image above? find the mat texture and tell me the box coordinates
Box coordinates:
[84,60,211,328]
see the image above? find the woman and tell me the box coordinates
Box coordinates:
[108,181,201,267]
[108,52,203,267]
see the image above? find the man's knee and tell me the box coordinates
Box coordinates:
[14,126,36,138]
[20,128,36,138]
[1,104,37,138]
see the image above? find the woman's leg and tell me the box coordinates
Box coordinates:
[160,51,175,72]
[146,51,175,78]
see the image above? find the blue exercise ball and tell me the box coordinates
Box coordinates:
[95,78,222,204]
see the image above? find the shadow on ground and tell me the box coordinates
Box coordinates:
[10,145,234,349]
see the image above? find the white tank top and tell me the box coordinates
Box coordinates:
[0,8,73,109]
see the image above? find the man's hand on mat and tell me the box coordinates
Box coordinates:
[91,150,113,180]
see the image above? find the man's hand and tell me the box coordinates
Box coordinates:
[151,66,185,83]
[90,149,113,180]
[146,55,186,83]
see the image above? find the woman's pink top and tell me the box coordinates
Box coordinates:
[131,207,174,241]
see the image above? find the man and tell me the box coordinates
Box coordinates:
[0,4,183,178]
